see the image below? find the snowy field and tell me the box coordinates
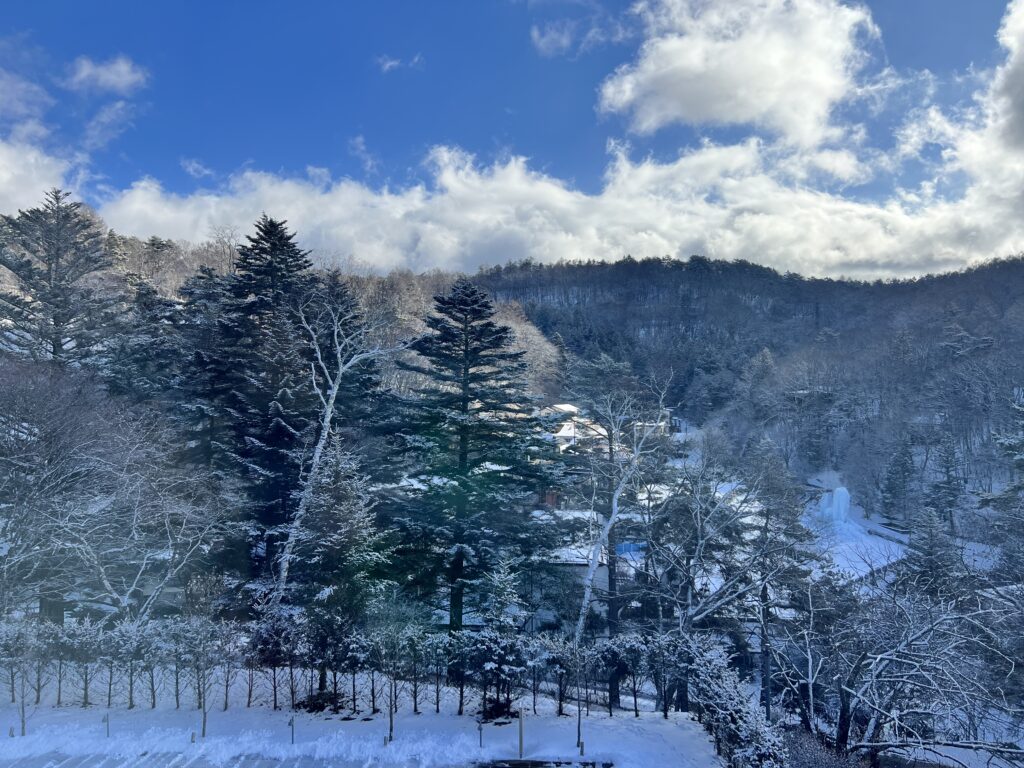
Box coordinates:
[0,701,722,768]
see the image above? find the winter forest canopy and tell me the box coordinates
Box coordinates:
[2,188,1024,767]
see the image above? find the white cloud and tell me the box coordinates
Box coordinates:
[376,53,423,74]
[83,100,136,151]
[530,21,577,57]
[376,55,401,74]
[6,1,1024,280]
[82,135,1010,279]
[180,157,213,179]
[65,55,148,95]
[348,135,378,175]
[0,138,68,213]
[599,0,877,147]
[0,69,52,123]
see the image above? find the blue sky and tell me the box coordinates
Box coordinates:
[0,1,1022,277]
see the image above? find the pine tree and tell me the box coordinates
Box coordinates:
[396,278,546,630]
[0,189,119,364]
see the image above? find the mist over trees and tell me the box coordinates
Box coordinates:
[3,189,1024,766]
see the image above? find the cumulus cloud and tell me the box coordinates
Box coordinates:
[6,1,1024,279]
[599,0,877,147]
[65,55,148,95]
[0,138,68,213]
[83,134,1008,279]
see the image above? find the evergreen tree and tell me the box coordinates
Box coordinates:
[0,189,119,363]
[881,439,915,524]
[902,504,963,598]
[926,430,962,535]
[220,216,316,590]
[103,278,183,402]
[176,266,236,472]
[396,278,546,630]
[293,439,390,693]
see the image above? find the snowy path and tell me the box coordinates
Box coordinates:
[0,705,722,768]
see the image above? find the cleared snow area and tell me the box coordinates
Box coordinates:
[0,698,722,768]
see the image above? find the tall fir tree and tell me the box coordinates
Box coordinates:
[0,189,119,364]
[396,278,546,630]
[220,216,316,591]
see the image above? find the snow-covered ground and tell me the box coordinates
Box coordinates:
[0,698,722,768]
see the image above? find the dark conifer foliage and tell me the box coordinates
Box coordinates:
[219,216,316,588]
[176,266,237,472]
[0,189,119,363]
[881,439,915,524]
[103,278,183,402]
[395,278,547,629]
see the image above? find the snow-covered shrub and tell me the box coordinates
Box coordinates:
[687,636,787,768]
[402,624,427,714]
[538,634,571,716]
[338,631,370,713]
[467,628,529,719]
[606,633,648,716]
[251,607,303,710]
[109,620,149,708]
[62,618,103,707]
[645,632,682,717]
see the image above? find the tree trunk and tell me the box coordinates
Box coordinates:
[760,583,772,721]
[836,686,853,754]
[449,549,465,631]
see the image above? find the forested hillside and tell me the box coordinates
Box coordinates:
[3,190,1024,767]
[480,256,1024,515]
